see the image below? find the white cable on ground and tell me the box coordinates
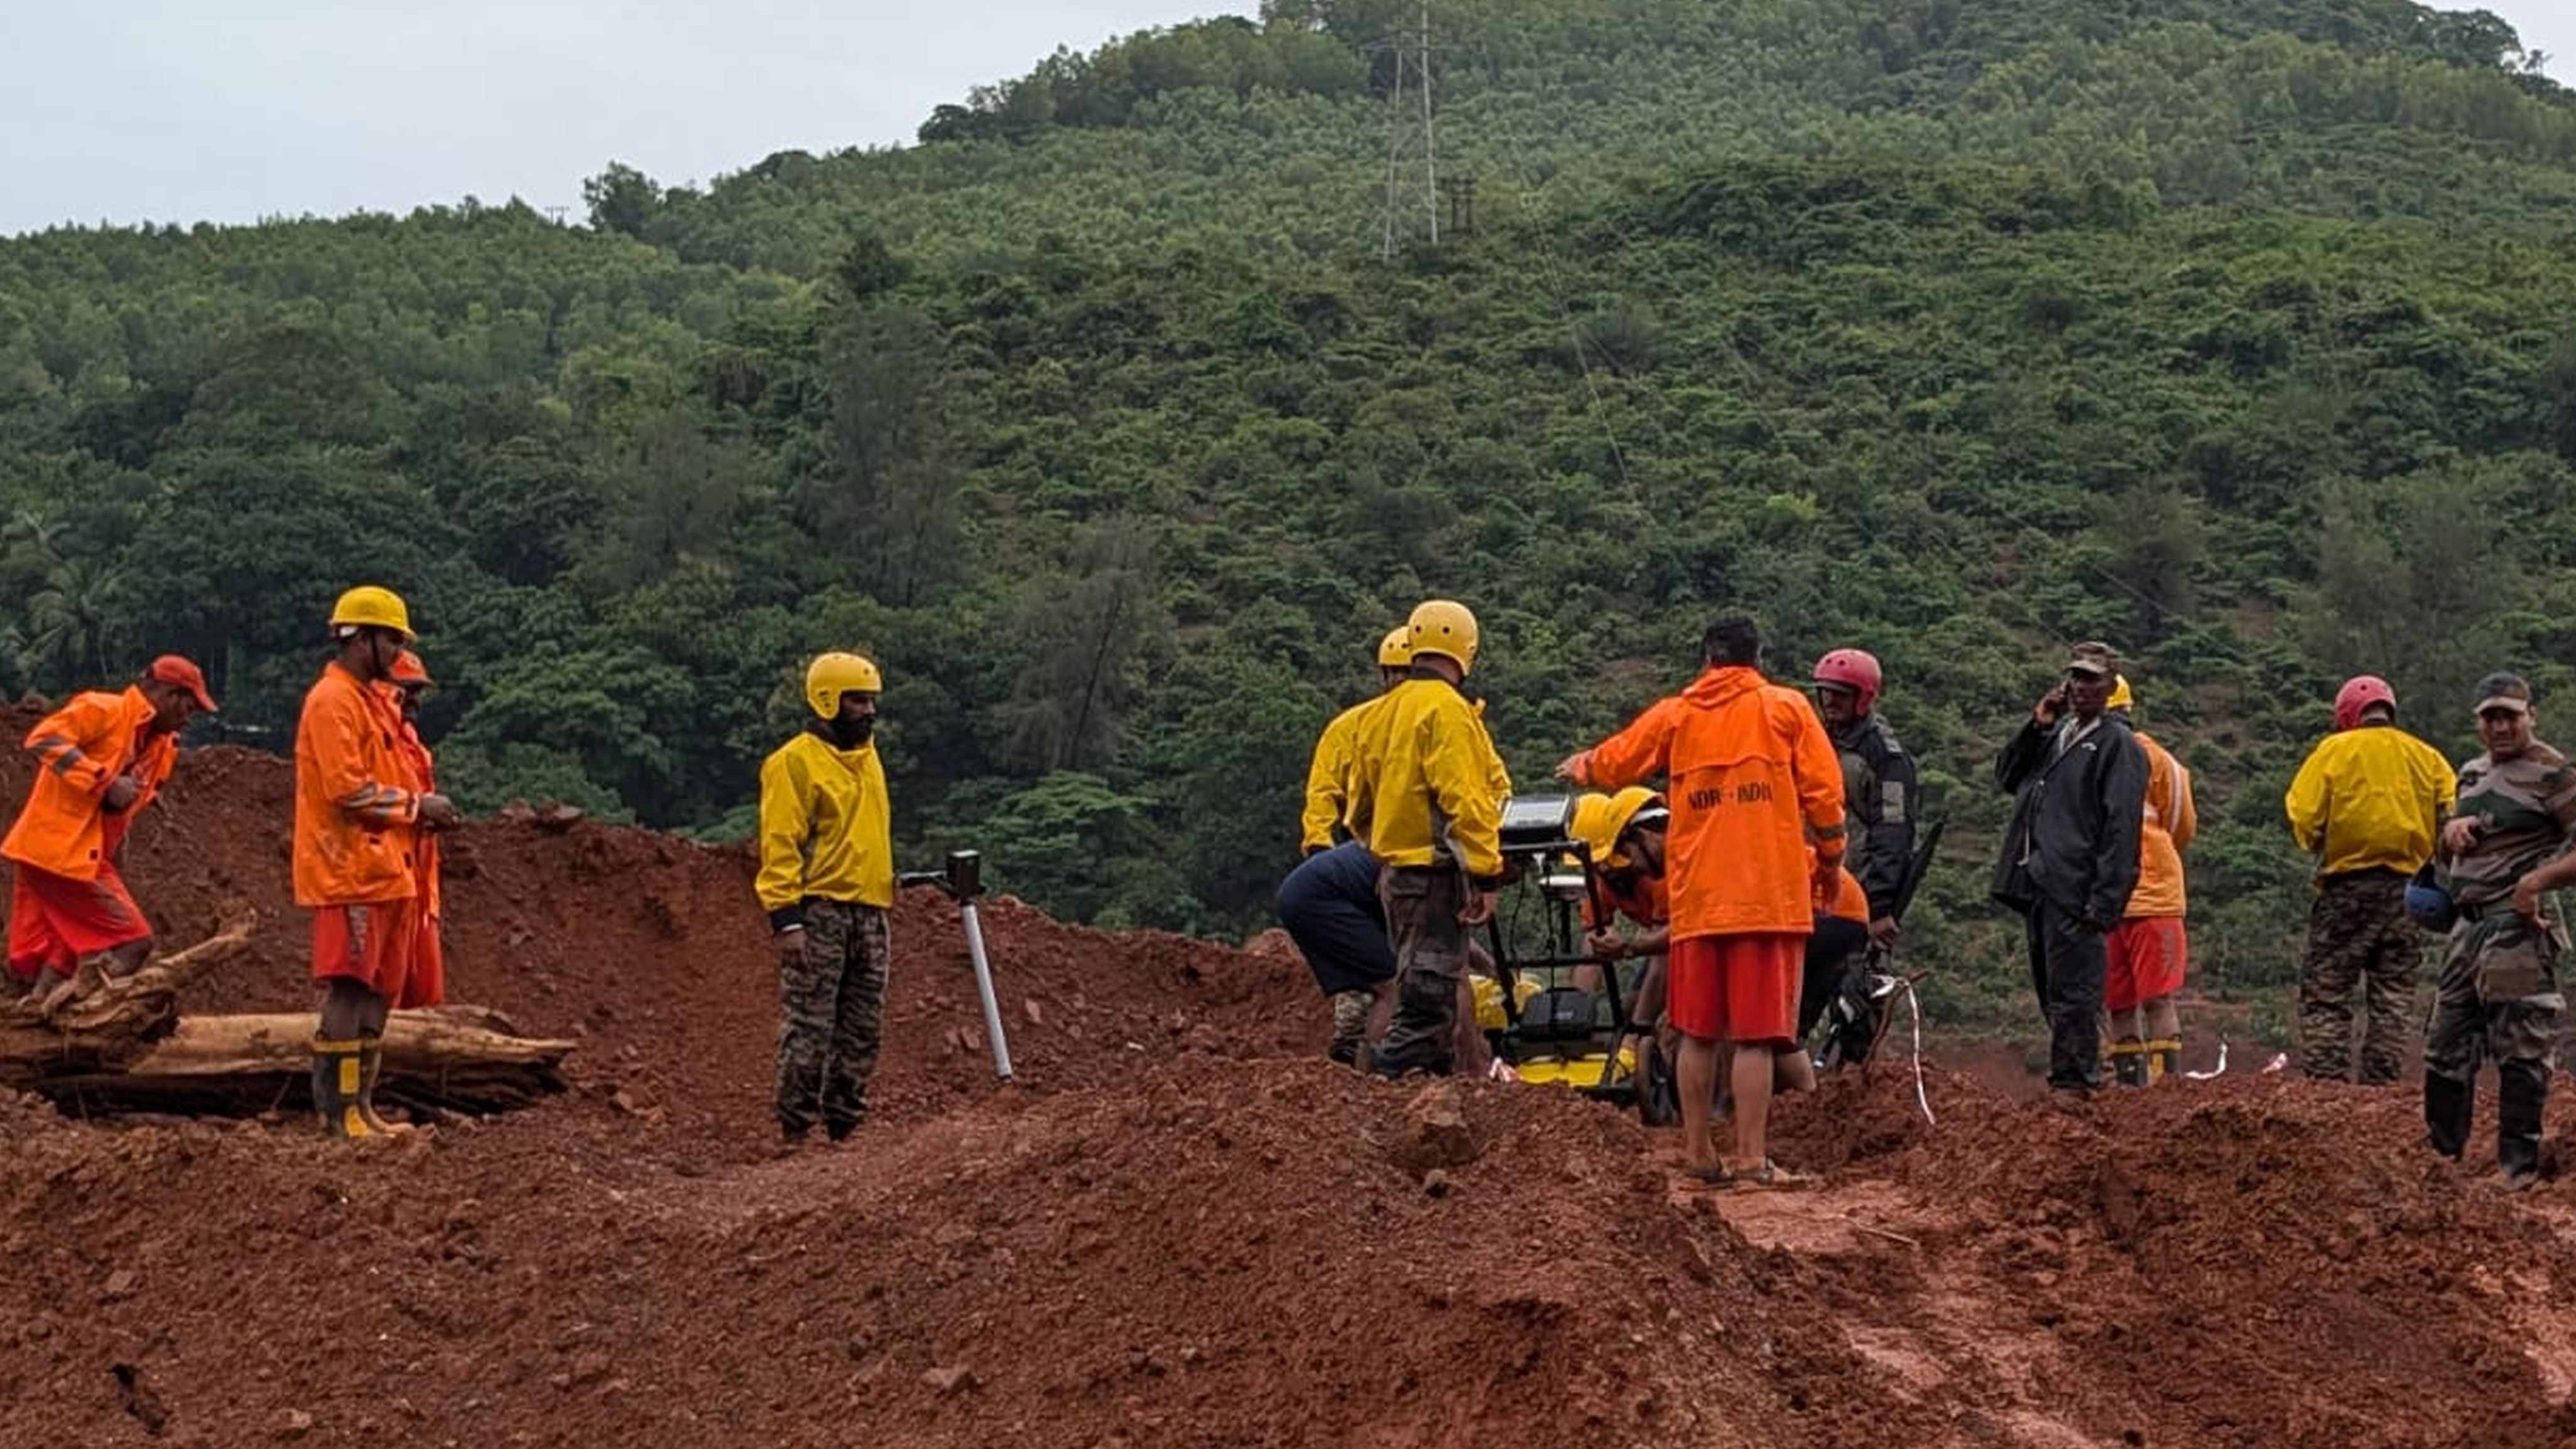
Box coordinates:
[1903,980,1935,1127]
[2185,1039,2229,1080]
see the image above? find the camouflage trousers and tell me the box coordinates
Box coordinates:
[2297,871,2421,1085]
[2424,908,2562,1175]
[776,900,890,1139]
[2423,908,2563,1083]
[1369,866,1467,1078]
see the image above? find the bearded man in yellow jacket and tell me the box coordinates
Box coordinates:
[2102,677,2197,1084]
[757,653,895,1145]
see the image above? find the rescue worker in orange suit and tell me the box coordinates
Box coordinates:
[1344,599,1508,1078]
[1810,649,1919,948]
[386,650,446,1010]
[1278,626,1415,1065]
[3,655,217,1008]
[296,587,458,1139]
[1572,786,1675,1070]
[1579,790,1851,1103]
[1558,616,1846,1188]
[2102,675,2197,1085]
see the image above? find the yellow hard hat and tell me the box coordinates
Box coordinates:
[1377,626,1414,669]
[329,585,415,640]
[2107,674,2134,712]
[1570,786,1665,869]
[804,652,884,717]
[1407,599,1479,676]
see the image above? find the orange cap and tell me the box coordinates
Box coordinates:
[144,654,217,712]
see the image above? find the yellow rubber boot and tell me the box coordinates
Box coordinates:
[2148,1039,2182,1084]
[356,1037,415,1135]
[310,1038,376,1139]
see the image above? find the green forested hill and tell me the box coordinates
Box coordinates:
[3,0,2572,1034]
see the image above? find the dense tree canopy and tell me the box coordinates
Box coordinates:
[3,0,2572,1036]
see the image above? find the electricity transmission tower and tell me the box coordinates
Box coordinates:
[1379,0,1439,260]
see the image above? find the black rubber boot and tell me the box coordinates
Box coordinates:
[2424,1072,2473,1161]
[2499,1061,2547,1187]
[1369,970,1458,1078]
[310,1037,375,1140]
[2110,1043,2150,1088]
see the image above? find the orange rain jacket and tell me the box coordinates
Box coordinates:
[2124,730,2195,920]
[391,697,442,921]
[2,687,178,881]
[1347,676,1508,880]
[1570,666,1845,940]
[292,663,423,908]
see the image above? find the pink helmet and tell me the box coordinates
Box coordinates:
[1812,648,1882,714]
[2334,675,2396,732]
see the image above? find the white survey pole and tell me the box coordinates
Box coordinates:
[959,898,1013,1082]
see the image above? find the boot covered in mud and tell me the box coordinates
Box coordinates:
[355,1036,415,1135]
[2423,1072,2472,1161]
[1327,989,1372,1066]
[310,1037,375,1140]
[2498,1060,2546,1187]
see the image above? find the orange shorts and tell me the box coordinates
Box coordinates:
[7,860,152,979]
[406,914,445,1010]
[1667,932,1803,1046]
[310,900,425,1003]
[2106,916,2187,1012]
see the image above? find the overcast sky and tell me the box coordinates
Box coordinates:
[3,0,2569,236]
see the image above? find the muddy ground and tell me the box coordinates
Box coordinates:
[4,713,2573,1448]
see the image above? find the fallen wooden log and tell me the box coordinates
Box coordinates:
[0,909,259,1084]
[41,1005,577,1117]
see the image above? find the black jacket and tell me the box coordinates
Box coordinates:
[1829,712,1919,921]
[1991,712,2148,926]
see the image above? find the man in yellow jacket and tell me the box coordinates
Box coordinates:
[757,653,895,1144]
[2102,677,2197,1085]
[1345,599,1508,1078]
[1281,626,1415,1065]
[2284,675,2455,1084]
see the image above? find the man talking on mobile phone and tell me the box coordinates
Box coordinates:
[1991,642,2149,1097]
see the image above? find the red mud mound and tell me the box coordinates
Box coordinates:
[14,711,2576,1447]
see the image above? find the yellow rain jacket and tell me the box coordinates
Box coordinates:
[756,730,894,928]
[1349,677,1508,879]
[1299,700,1377,852]
[2283,723,2456,877]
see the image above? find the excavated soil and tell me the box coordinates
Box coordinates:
[7,707,2576,1448]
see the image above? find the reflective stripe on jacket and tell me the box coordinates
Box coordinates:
[2,687,175,881]
[1574,666,1845,939]
[292,663,421,908]
[756,729,895,930]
